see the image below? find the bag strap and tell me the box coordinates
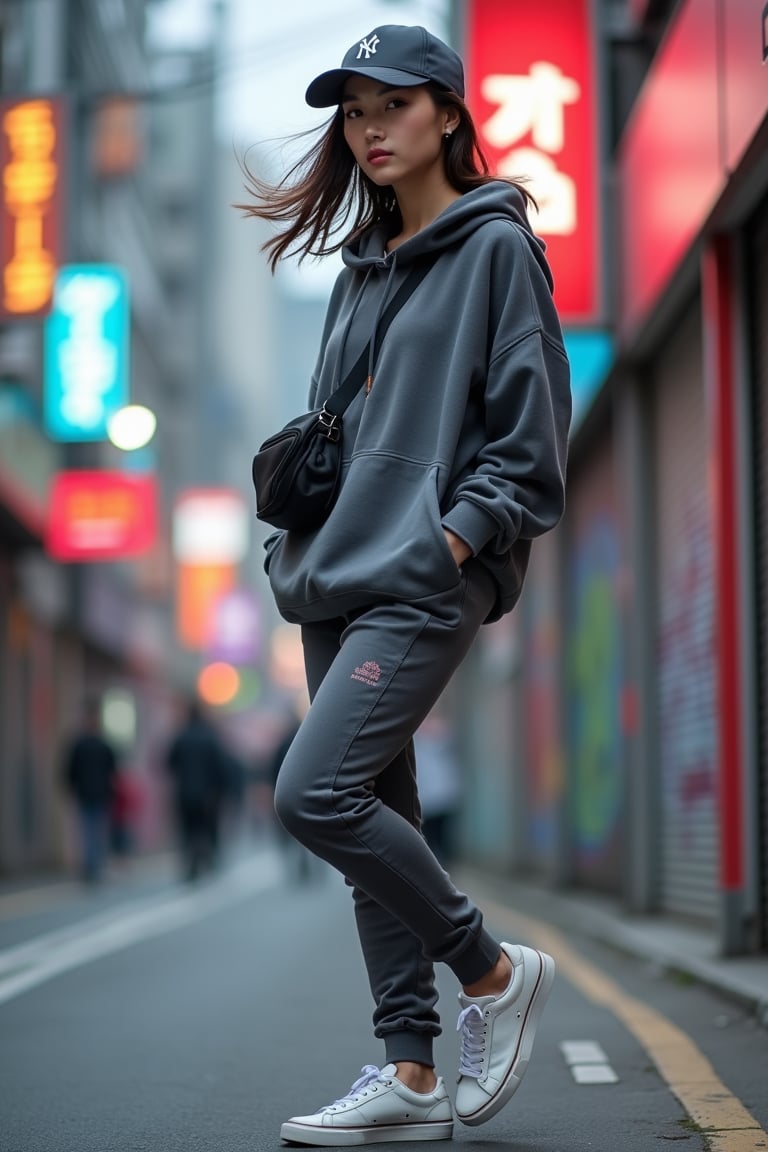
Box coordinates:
[322,254,438,423]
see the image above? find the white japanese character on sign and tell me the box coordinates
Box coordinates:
[481,63,580,152]
[481,63,580,235]
[498,147,576,235]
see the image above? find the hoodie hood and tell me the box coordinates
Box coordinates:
[341,180,553,293]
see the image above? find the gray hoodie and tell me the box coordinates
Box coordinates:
[264,180,571,624]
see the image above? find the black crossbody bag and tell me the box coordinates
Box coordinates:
[252,255,436,534]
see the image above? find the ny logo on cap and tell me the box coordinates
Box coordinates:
[357,34,380,59]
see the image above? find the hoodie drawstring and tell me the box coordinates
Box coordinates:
[365,255,398,395]
[330,253,400,399]
[331,266,374,391]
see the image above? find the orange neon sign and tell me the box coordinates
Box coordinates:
[176,562,236,651]
[0,97,66,318]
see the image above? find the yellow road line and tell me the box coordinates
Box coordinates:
[482,897,768,1152]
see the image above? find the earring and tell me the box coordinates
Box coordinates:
[443,131,452,139]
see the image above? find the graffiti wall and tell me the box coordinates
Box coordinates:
[521,529,564,871]
[657,496,717,914]
[653,304,718,921]
[565,441,624,889]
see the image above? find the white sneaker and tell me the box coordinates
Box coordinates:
[455,943,555,1126]
[280,1064,454,1146]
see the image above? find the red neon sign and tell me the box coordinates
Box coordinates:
[0,97,66,319]
[46,470,157,561]
[466,0,601,324]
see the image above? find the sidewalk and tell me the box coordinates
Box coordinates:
[460,867,768,1027]
[0,852,177,923]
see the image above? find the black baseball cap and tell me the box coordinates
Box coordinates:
[305,25,465,108]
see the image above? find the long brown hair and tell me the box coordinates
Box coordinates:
[236,83,535,271]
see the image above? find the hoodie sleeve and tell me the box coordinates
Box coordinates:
[440,224,572,557]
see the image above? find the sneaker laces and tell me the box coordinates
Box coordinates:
[456,1004,486,1078]
[322,1065,388,1111]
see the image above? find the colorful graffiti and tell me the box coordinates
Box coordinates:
[567,513,623,867]
[658,496,716,868]
[523,535,563,863]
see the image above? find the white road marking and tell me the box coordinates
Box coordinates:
[0,852,281,1008]
[560,1040,619,1084]
[560,1040,610,1065]
[570,1064,620,1084]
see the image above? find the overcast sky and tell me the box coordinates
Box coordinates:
[149,0,450,143]
[148,0,450,295]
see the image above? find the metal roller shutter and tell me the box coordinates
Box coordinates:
[653,302,718,923]
[749,202,768,949]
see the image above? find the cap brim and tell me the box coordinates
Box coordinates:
[305,66,430,108]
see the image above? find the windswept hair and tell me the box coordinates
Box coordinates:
[236,84,535,272]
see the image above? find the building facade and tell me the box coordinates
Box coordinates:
[0,0,219,873]
[458,0,768,957]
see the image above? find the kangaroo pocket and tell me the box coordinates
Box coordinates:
[268,457,462,621]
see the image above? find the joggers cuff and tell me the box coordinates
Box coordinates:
[384,1031,436,1068]
[450,928,502,986]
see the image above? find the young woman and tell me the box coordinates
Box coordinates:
[241,24,571,1145]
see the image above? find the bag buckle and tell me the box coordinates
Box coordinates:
[317,406,341,443]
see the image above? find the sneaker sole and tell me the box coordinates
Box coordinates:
[280,1120,454,1145]
[456,949,556,1127]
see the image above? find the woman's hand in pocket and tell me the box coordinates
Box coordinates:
[443,529,472,571]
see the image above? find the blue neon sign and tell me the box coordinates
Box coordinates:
[563,330,614,432]
[44,265,129,441]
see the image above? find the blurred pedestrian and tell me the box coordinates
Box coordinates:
[109,767,144,863]
[62,697,117,884]
[241,23,569,1143]
[164,699,229,882]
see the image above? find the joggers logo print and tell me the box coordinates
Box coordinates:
[351,660,382,686]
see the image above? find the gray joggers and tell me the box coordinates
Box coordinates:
[273,559,501,1067]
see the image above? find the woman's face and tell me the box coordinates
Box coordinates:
[341,76,455,189]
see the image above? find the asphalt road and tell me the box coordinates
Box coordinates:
[0,843,766,1152]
